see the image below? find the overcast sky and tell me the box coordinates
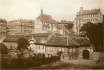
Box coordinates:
[0,0,104,21]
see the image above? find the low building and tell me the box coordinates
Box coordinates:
[25,33,52,53]
[3,34,24,50]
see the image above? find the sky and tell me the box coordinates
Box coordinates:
[0,0,104,21]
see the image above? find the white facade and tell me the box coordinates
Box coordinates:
[73,7,103,35]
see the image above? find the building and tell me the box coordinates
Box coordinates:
[25,33,52,53]
[0,18,7,40]
[8,19,35,35]
[25,31,94,60]
[73,7,103,35]
[35,9,57,33]
[3,34,24,50]
[57,20,73,35]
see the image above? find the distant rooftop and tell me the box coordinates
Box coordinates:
[82,9,100,15]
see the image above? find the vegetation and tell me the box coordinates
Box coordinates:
[80,22,103,52]
[0,42,9,54]
[17,37,30,50]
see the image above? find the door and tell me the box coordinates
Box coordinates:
[83,50,89,59]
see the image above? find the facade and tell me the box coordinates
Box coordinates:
[73,7,103,35]
[0,18,7,40]
[3,34,24,50]
[35,9,57,33]
[8,19,35,35]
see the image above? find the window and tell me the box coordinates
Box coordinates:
[61,38,63,41]
[43,46,44,49]
[73,49,75,52]
[70,49,72,52]
[62,48,64,52]
[51,48,52,51]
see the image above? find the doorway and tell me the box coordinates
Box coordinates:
[83,50,89,59]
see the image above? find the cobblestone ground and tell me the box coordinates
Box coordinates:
[28,59,104,69]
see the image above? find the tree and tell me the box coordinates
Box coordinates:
[80,22,103,52]
[17,37,30,50]
[65,23,73,30]
[0,42,9,54]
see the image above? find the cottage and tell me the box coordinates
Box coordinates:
[45,33,78,59]
[25,33,52,54]
[3,34,24,50]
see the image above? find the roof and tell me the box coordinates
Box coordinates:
[0,18,7,23]
[65,31,76,36]
[25,33,52,45]
[3,35,24,42]
[57,21,73,24]
[45,32,90,47]
[37,14,56,23]
[25,33,51,37]
[70,36,90,45]
[82,9,100,15]
[8,19,34,23]
[45,33,78,47]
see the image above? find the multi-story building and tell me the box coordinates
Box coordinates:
[35,9,57,33]
[8,19,35,35]
[73,7,103,35]
[0,18,7,40]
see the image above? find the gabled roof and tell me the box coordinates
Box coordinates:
[37,14,56,23]
[45,33,78,47]
[82,9,100,15]
[70,36,90,45]
[25,33,52,45]
[3,34,24,42]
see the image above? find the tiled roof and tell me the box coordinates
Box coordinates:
[25,33,52,45]
[37,14,56,23]
[25,33,51,37]
[70,36,90,45]
[45,33,78,47]
[3,35,24,42]
[82,9,100,15]
[65,31,75,36]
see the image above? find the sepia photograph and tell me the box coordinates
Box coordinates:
[0,0,104,69]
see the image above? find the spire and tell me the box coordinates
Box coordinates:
[41,7,43,15]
